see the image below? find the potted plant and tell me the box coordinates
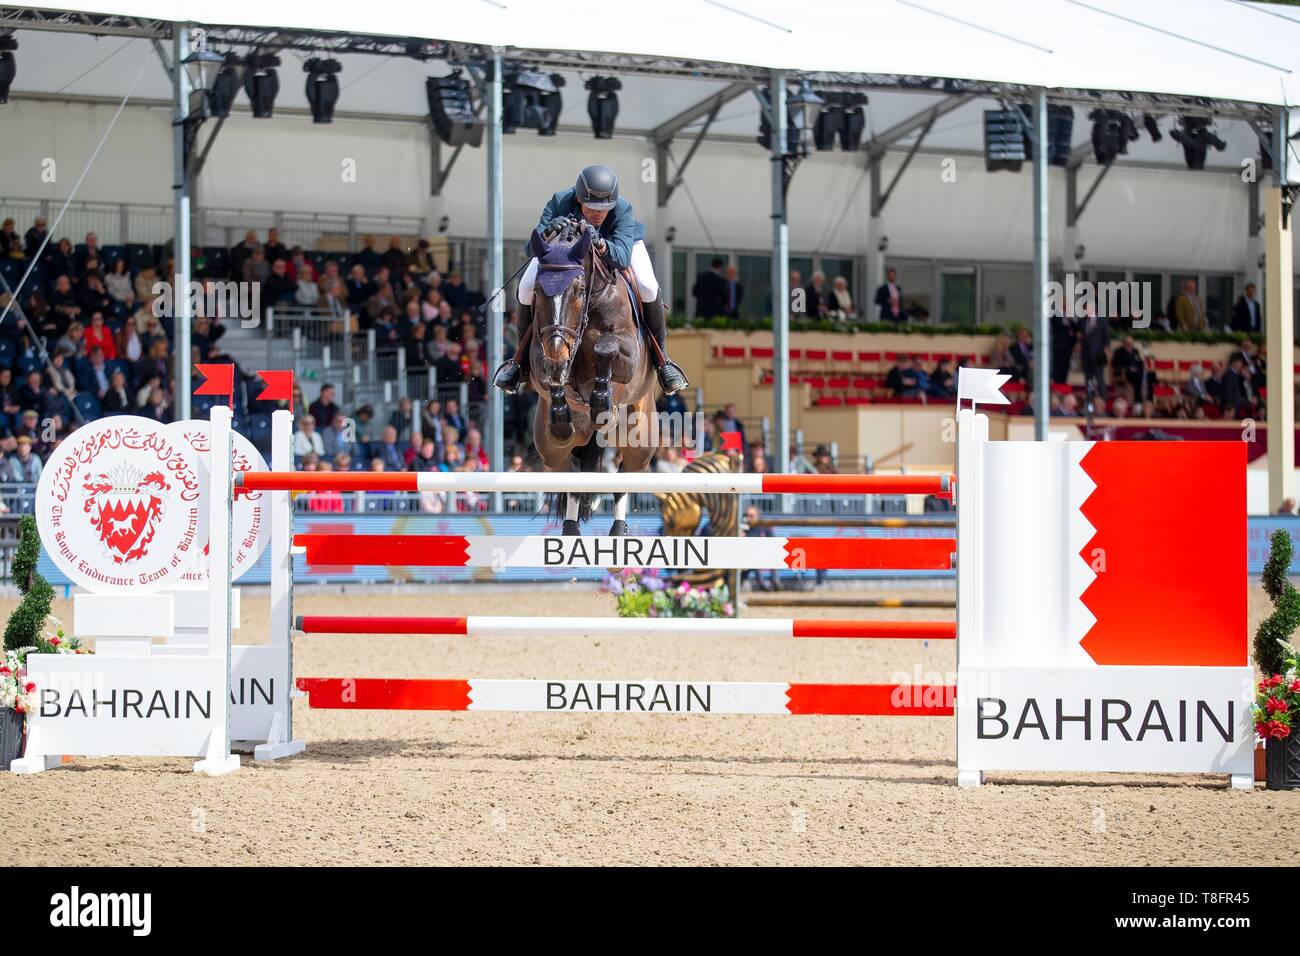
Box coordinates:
[1254,529,1300,789]
[1,515,88,770]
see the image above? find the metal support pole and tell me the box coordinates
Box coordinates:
[173,23,193,421]
[1031,88,1050,441]
[486,50,505,508]
[770,71,790,498]
[1266,108,1294,513]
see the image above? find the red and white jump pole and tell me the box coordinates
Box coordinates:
[241,471,953,496]
[295,615,956,641]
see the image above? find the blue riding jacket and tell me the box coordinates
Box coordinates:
[533,187,645,270]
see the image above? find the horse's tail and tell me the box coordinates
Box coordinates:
[542,433,602,525]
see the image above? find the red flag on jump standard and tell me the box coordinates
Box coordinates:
[193,363,234,400]
[720,431,742,452]
[255,370,294,403]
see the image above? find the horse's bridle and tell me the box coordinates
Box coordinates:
[535,238,612,387]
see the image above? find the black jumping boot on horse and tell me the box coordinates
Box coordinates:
[643,299,689,395]
[492,304,533,394]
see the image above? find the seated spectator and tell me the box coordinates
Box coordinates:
[333,452,352,473]
[434,341,462,384]
[440,271,471,310]
[403,431,425,468]
[885,357,925,399]
[134,265,159,306]
[463,427,489,469]
[101,370,131,413]
[427,324,450,363]
[411,438,440,472]
[84,312,116,360]
[0,218,22,259]
[293,415,325,458]
[8,436,42,483]
[105,259,134,308]
[241,248,269,285]
[47,238,76,283]
[655,446,685,473]
[139,386,171,423]
[1182,363,1212,413]
[320,412,352,458]
[46,351,77,400]
[1219,356,1252,419]
[263,258,297,304]
[748,445,769,474]
[742,504,777,591]
[79,347,112,398]
[442,398,467,441]
[1056,394,1081,417]
[927,359,957,400]
[988,332,1014,372]
[408,239,435,277]
[53,321,85,358]
[23,217,46,259]
[440,444,465,472]
[79,273,113,318]
[420,399,442,437]
[0,368,19,417]
[405,321,431,369]
[373,425,404,471]
[421,287,443,323]
[345,264,375,308]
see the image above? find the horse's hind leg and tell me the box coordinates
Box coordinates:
[562,493,581,536]
[608,491,628,537]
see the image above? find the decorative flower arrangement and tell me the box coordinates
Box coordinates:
[604,568,734,618]
[1253,653,1300,741]
[0,622,89,715]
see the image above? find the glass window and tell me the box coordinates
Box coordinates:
[941,272,977,325]
[672,250,687,318]
[1204,274,1234,330]
[1132,272,1163,324]
[892,264,932,322]
[982,267,1032,326]
[738,254,771,320]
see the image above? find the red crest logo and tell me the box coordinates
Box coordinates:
[82,463,171,565]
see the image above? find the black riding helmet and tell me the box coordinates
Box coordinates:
[574,164,619,211]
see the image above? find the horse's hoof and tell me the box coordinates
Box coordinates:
[607,519,627,537]
[562,520,581,536]
[549,422,573,441]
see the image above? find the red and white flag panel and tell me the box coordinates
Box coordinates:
[969,439,1246,668]
[293,534,955,572]
[296,677,956,716]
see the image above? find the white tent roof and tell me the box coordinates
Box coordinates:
[26,0,1300,108]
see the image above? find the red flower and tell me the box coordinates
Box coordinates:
[0,665,9,676]
[13,701,23,713]
[23,681,35,693]
[48,637,60,646]
[1291,680,1300,693]
[1267,697,1289,715]
[1266,720,1292,739]
[1268,675,1284,687]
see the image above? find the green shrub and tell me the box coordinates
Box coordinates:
[1255,528,1300,677]
[4,515,54,652]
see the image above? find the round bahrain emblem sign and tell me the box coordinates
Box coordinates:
[36,416,208,594]
[170,419,270,583]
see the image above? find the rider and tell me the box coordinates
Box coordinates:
[491,164,689,396]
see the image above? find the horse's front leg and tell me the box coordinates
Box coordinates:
[548,386,572,441]
[589,334,618,420]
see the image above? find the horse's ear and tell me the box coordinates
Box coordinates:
[573,229,593,262]
[528,228,548,258]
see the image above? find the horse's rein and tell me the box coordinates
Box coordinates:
[537,234,611,392]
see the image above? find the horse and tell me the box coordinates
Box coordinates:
[525,218,657,537]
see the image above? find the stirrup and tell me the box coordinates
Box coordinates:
[656,360,689,395]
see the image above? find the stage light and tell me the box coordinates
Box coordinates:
[504,69,565,136]
[0,35,18,105]
[208,53,241,118]
[812,92,868,152]
[1170,116,1226,170]
[585,76,621,139]
[1142,113,1162,142]
[426,71,483,147]
[304,58,341,124]
[243,53,280,118]
[1088,109,1136,165]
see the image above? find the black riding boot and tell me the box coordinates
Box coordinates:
[643,299,689,395]
[492,304,533,394]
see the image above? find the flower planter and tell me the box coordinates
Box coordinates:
[0,706,24,771]
[1265,734,1300,790]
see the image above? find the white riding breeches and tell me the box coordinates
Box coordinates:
[518,239,659,305]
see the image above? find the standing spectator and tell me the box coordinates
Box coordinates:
[874,267,907,322]
[389,396,415,442]
[1008,328,1034,382]
[721,264,743,319]
[826,276,854,320]
[802,272,829,319]
[1219,356,1251,419]
[1233,283,1262,334]
[786,270,805,318]
[229,230,261,279]
[308,384,341,426]
[262,228,289,263]
[1049,311,1076,385]
[692,258,725,318]
[1077,305,1110,398]
[1174,279,1207,332]
[382,237,408,276]
[742,505,777,591]
[354,234,382,276]
[1110,336,1144,403]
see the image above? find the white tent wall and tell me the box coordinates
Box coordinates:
[0,100,1269,276]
